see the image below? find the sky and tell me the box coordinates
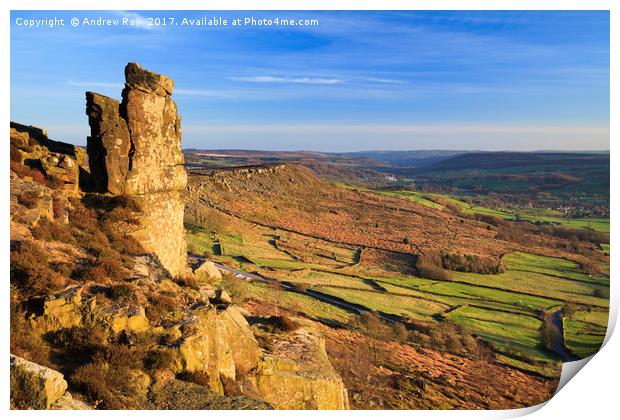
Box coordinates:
[10,10,610,152]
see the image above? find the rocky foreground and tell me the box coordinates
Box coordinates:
[9,63,349,410]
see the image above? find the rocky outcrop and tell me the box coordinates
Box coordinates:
[10,122,88,226]
[10,354,68,409]
[84,94,131,195]
[86,63,188,277]
[178,305,261,393]
[10,354,92,410]
[242,330,349,409]
[10,122,88,194]
[194,260,223,283]
[100,304,150,334]
[10,63,349,410]
[217,306,262,375]
[35,285,89,331]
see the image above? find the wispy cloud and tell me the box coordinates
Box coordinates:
[184,123,609,135]
[114,11,160,31]
[182,123,610,152]
[230,76,345,85]
[360,77,406,84]
[175,89,240,98]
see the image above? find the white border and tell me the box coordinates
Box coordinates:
[1,1,616,419]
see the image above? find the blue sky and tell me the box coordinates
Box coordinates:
[10,10,609,151]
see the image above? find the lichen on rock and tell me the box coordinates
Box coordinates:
[86,63,188,277]
[10,354,68,409]
[10,62,350,411]
[242,329,350,409]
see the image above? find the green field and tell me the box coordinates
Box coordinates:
[563,309,609,358]
[187,219,609,378]
[339,184,609,233]
[432,194,609,233]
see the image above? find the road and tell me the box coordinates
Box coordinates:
[212,262,399,324]
[214,263,581,362]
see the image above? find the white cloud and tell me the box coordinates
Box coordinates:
[360,77,406,84]
[115,11,160,31]
[175,89,239,98]
[230,76,345,85]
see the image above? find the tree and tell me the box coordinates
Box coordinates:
[360,312,387,364]
[271,282,285,317]
[392,322,408,342]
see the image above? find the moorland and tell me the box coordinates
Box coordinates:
[183,150,609,408]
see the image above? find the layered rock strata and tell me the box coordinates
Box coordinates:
[86,63,188,277]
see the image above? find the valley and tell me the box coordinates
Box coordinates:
[184,161,609,408]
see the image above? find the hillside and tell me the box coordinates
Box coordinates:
[187,164,606,266]
[10,64,349,411]
[408,151,609,217]
[415,151,609,172]
[10,63,610,412]
[184,163,609,408]
[183,148,610,218]
[339,150,465,168]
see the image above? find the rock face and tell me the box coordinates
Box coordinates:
[178,306,262,393]
[11,355,92,410]
[86,63,188,277]
[10,354,68,409]
[10,122,88,194]
[242,330,349,410]
[10,123,87,226]
[194,260,223,283]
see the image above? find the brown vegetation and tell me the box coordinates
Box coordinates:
[415,253,452,280]
[10,160,48,186]
[177,370,211,387]
[580,261,603,276]
[261,315,301,334]
[222,275,250,303]
[10,241,67,299]
[440,252,505,274]
[320,318,556,409]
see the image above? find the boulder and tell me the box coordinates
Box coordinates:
[216,306,261,375]
[200,287,232,305]
[243,330,349,409]
[102,305,149,334]
[39,285,86,330]
[178,307,235,394]
[194,260,222,283]
[50,392,92,410]
[10,355,68,409]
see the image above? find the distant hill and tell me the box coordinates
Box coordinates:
[337,150,466,168]
[183,149,466,169]
[408,151,609,216]
[415,151,610,173]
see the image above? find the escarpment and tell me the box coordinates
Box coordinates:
[10,63,349,410]
[86,63,188,277]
